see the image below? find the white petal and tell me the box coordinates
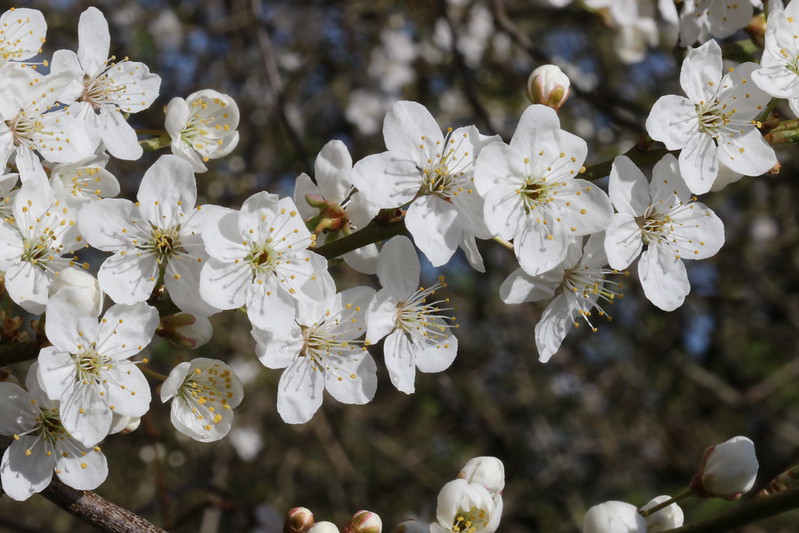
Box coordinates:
[1,437,54,501]
[99,110,143,161]
[383,101,443,162]
[383,331,417,394]
[365,288,399,344]
[534,294,574,363]
[678,131,718,195]
[405,196,460,267]
[376,236,419,300]
[98,251,158,305]
[315,139,353,203]
[96,302,159,359]
[55,442,107,490]
[639,246,690,311]
[645,95,697,150]
[499,267,561,304]
[77,7,110,75]
[604,213,643,270]
[608,155,650,216]
[137,155,197,227]
[276,358,325,424]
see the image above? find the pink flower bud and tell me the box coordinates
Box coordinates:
[156,313,213,349]
[526,65,570,110]
[691,436,758,500]
[284,507,315,533]
[343,510,382,533]
[583,501,647,533]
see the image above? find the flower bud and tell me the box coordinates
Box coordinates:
[308,522,340,533]
[343,510,382,533]
[691,436,758,500]
[49,267,103,316]
[582,501,647,533]
[641,495,684,532]
[284,507,315,533]
[526,65,570,110]
[108,414,141,434]
[156,313,213,349]
[389,520,426,533]
[431,479,500,533]
[458,456,505,496]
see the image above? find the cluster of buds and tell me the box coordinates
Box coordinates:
[583,436,758,532]
[284,507,382,533]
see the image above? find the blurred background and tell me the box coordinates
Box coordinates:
[2,0,799,531]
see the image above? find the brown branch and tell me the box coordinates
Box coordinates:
[0,437,166,533]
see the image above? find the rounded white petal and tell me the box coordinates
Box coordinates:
[583,501,647,533]
[638,245,690,311]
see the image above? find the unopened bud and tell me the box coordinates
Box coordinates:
[49,267,104,316]
[583,501,647,533]
[308,522,340,533]
[389,520,426,533]
[458,456,505,496]
[526,65,570,110]
[284,507,315,533]
[343,510,382,533]
[641,495,684,532]
[156,313,213,349]
[109,414,141,434]
[690,436,758,500]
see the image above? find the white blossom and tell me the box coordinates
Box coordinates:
[160,358,244,442]
[692,436,758,500]
[642,495,684,532]
[0,8,47,67]
[37,294,159,446]
[646,39,776,194]
[474,104,612,276]
[0,363,108,501]
[165,89,240,172]
[254,286,377,424]
[583,501,647,533]
[366,236,458,394]
[430,479,501,533]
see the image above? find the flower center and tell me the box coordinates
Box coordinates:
[448,506,490,533]
[395,276,457,343]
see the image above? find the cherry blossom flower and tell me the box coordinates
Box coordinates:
[48,153,120,204]
[582,501,647,533]
[430,478,502,533]
[365,236,458,394]
[646,39,776,194]
[0,8,47,67]
[165,89,240,172]
[37,293,159,446]
[294,140,380,274]
[351,101,494,271]
[604,154,724,311]
[474,104,612,276]
[458,456,505,497]
[0,66,93,182]
[78,155,217,317]
[0,178,84,314]
[160,358,244,442]
[500,233,621,363]
[752,0,799,116]
[199,192,334,334]
[0,363,108,501]
[51,7,161,160]
[253,286,377,424]
[48,266,104,317]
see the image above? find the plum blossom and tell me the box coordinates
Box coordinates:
[160,358,244,442]
[0,178,84,314]
[36,293,159,446]
[604,154,724,311]
[366,236,458,394]
[0,363,108,501]
[0,8,47,67]
[78,155,217,317]
[199,192,334,334]
[430,478,501,533]
[48,153,120,204]
[351,100,494,271]
[0,66,93,182]
[253,286,376,424]
[51,7,161,160]
[294,140,379,274]
[501,233,621,363]
[752,0,799,116]
[165,89,240,172]
[474,104,612,276]
[646,39,776,194]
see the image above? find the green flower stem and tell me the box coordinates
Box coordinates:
[664,486,799,533]
[640,488,693,517]
[140,365,169,382]
[314,219,408,260]
[139,133,172,152]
